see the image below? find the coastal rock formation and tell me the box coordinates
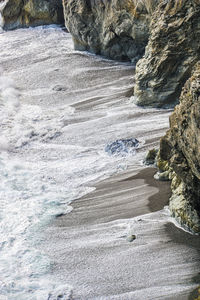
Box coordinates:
[1,0,64,30]
[63,0,200,107]
[159,62,200,233]
[63,0,159,62]
[134,0,200,107]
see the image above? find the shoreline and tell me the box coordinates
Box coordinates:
[1,24,199,300]
[41,165,200,299]
[54,167,171,227]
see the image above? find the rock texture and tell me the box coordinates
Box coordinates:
[63,0,200,107]
[1,0,64,30]
[63,0,159,62]
[159,62,200,233]
[134,0,200,107]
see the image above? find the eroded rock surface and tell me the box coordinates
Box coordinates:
[159,62,200,233]
[64,0,200,107]
[1,0,64,30]
[134,0,200,107]
[63,0,159,62]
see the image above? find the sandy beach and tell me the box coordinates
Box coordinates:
[41,166,200,300]
[54,167,171,226]
[0,27,199,300]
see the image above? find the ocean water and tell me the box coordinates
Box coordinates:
[1,25,198,300]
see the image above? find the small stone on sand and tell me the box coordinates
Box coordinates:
[127,235,136,242]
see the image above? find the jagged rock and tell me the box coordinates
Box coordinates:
[159,62,200,233]
[64,0,200,107]
[1,0,64,30]
[134,0,200,107]
[63,0,159,62]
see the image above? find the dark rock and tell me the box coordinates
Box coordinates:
[63,0,159,61]
[159,62,200,233]
[53,85,67,92]
[134,0,200,107]
[105,138,139,156]
[144,148,158,165]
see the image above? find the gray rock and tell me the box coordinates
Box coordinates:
[105,138,139,156]
[144,148,158,165]
[159,62,200,233]
[63,0,158,61]
[1,0,64,30]
[134,0,200,107]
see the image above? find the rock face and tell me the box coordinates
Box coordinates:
[63,0,159,62]
[159,62,200,233]
[1,0,64,30]
[63,0,200,107]
[134,0,200,107]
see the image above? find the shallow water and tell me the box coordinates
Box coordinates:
[0,25,198,300]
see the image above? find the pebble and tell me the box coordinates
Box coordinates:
[127,234,136,242]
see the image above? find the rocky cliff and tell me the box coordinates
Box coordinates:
[159,63,200,233]
[64,0,200,107]
[63,0,159,62]
[135,0,200,107]
[1,0,64,30]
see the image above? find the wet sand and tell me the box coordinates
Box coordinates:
[42,166,200,300]
[55,167,171,227]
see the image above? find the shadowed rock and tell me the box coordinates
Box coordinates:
[63,0,159,62]
[63,0,200,107]
[134,0,200,107]
[159,62,200,233]
[1,0,64,30]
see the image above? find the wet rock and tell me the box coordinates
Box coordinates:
[144,148,158,165]
[134,0,200,107]
[105,138,139,156]
[154,170,170,182]
[63,0,159,61]
[159,62,200,233]
[1,0,64,30]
